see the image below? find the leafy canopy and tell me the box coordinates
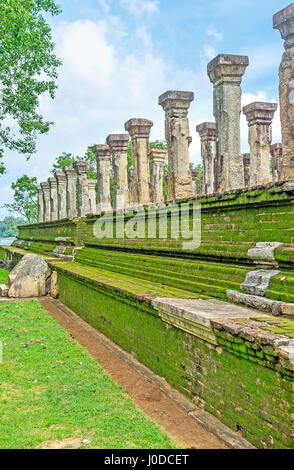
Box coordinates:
[51,146,96,179]
[0,0,62,174]
[2,175,38,223]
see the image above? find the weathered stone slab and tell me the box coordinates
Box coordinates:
[242,153,251,187]
[240,270,280,297]
[247,242,284,268]
[8,254,51,298]
[227,290,282,315]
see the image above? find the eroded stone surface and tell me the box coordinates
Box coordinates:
[207,54,249,192]
[74,161,91,217]
[270,144,285,182]
[50,271,59,299]
[93,145,112,213]
[240,270,280,297]
[55,172,67,220]
[88,180,97,214]
[107,134,129,211]
[41,182,51,223]
[37,186,44,223]
[196,122,217,195]
[150,147,167,205]
[125,119,153,206]
[227,290,282,315]
[274,4,294,179]
[8,254,51,298]
[158,91,194,201]
[64,165,77,218]
[48,177,58,221]
[247,242,284,267]
[242,154,251,187]
[243,102,277,186]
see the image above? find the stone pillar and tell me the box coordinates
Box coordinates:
[158,91,194,202]
[41,182,51,222]
[124,119,153,206]
[243,102,277,186]
[106,134,129,211]
[191,169,199,195]
[207,54,249,192]
[93,145,112,213]
[73,161,90,217]
[128,170,135,207]
[274,4,294,180]
[48,177,58,221]
[149,148,167,205]
[270,143,285,182]
[37,185,44,223]
[196,122,217,195]
[64,165,77,218]
[55,172,67,220]
[88,180,97,214]
[243,154,251,187]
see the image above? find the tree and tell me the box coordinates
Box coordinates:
[51,146,96,179]
[2,175,38,223]
[0,0,62,174]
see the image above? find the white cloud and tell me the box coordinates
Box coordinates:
[206,26,223,41]
[203,44,217,60]
[120,0,159,17]
[136,25,152,48]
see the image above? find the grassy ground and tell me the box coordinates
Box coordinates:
[0,300,177,449]
[0,268,8,284]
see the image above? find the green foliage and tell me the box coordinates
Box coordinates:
[0,0,62,174]
[51,146,96,179]
[190,162,203,194]
[2,175,38,223]
[0,268,9,283]
[0,215,25,238]
[0,300,176,449]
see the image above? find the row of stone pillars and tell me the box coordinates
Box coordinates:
[196,3,294,195]
[38,3,294,222]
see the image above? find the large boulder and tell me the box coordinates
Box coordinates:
[8,254,51,298]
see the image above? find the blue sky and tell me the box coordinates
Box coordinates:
[0,0,291,217]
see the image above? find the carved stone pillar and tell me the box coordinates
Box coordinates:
[196,122,217,195]
[242,154,251,188]
[274,4,294,179]
[37,185,44,223]
[48,177,58,221]
[270,143,285,182]
[243,102,277,186]
[41,182,51,222]
[207,54,249,192]
[55,172,67,220]
[158,91,194,202]
[73,161,90,217]
[93,145,112,213]
[64,165,77,219]
[128,170,135,207]
[106,134,129,211]
[149,148,167,205]
[125,118,153,206]
[88,180,97,214]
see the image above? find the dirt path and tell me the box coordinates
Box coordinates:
[40,298,227,450]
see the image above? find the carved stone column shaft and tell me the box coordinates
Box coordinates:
[196,122,217,195]
[48,177,58,221]
[93,145,112,213]
[150,147,167,205]
[64,165,77,219]
[243,102,277,186]
[107,134,129,211]
[270,143,285,182]
[158,91,194,202]
[37,186,44,223]
[41,182,51,223]
[208,54,249,192]
[73,161,90,217]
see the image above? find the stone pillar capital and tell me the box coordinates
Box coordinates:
[63,165,76,178]
[158,90,194,118]
[149,147,167,164]
[106,134,129,152]
[273,3,294,48]
[270,143,283,158]
[54,171,67,183]
[41,181,50,191]
[207,54,249,86]
[124,119,153,139]
[243,102,278,126]
[73,160,90,175]
[87,179,97,190]
[93,144,111,161]
[48,177,57,188]
[38,185,43,194]
[196,122,217,142]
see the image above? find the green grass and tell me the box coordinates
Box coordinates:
[0,268,8,284]
[0,301,178,449]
